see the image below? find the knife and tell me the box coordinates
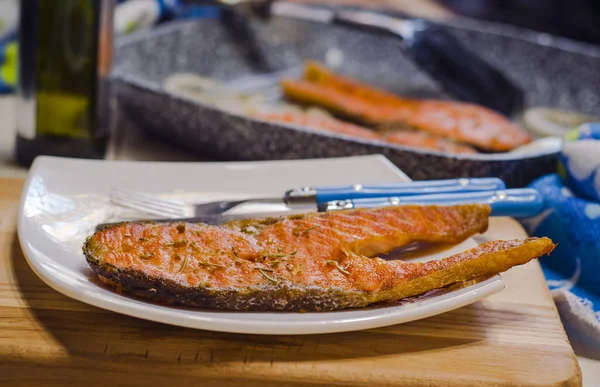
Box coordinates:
[286,177,506,205]
[222,1,524,117]
[319,188,545,217]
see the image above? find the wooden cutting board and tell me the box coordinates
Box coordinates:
[0,178,581,386]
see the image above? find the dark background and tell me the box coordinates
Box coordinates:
[440,0,600,45]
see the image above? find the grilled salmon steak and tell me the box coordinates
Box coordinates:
[84,204,554,311]
[281,62,532,152]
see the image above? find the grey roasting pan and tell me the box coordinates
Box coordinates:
[111,15,600,187]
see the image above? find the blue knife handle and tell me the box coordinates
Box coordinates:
[319,188,545,218]
[312,178,506,204]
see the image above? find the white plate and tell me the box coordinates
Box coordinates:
[17,155,504,335]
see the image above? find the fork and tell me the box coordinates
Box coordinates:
[111,188,287,218]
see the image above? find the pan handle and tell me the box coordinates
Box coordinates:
[404,22,524,117]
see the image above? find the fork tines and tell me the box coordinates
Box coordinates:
[110,189,192,218]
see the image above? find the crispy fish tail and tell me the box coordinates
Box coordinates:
[374,237,556,303]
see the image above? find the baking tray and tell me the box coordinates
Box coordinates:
[111,12,600,187]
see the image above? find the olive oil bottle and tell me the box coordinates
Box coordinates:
[16,0,114,166]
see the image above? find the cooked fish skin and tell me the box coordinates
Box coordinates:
[83,204,551,312]
[252,111,478,155]
[383,130,477,154]
[372,237,554,303]
[281,78,407,126]
[252,111,383,140]
[281,61,532,152]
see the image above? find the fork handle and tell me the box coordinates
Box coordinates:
[290,178,506,204]
[317,188,545,218]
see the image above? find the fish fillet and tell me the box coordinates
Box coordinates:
[84,204,554,311]
[253,111,382,140]
[383,130,477,154]
[252,111,477,154]
[281,61,532,151]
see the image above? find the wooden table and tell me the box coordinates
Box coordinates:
[0,178,581,386]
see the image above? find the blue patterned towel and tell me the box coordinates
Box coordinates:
[520,123,600,359]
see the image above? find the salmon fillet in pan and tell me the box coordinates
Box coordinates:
[281,62,532,152]
[252,111,478,154]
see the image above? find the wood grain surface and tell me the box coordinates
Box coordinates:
[0,178,581,386]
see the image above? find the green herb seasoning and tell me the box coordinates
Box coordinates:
[199,262,225,270]
[287,263,302,276]
[293,225,320,237]
[264,253,287,258]
[255,268,278,283]
[173,239,188,248]
[302,226,320,235]
[326,260,350,275]
[240,225,258,235]
[177,255,189,273]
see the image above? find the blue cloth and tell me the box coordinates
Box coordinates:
[520,123,600,359]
